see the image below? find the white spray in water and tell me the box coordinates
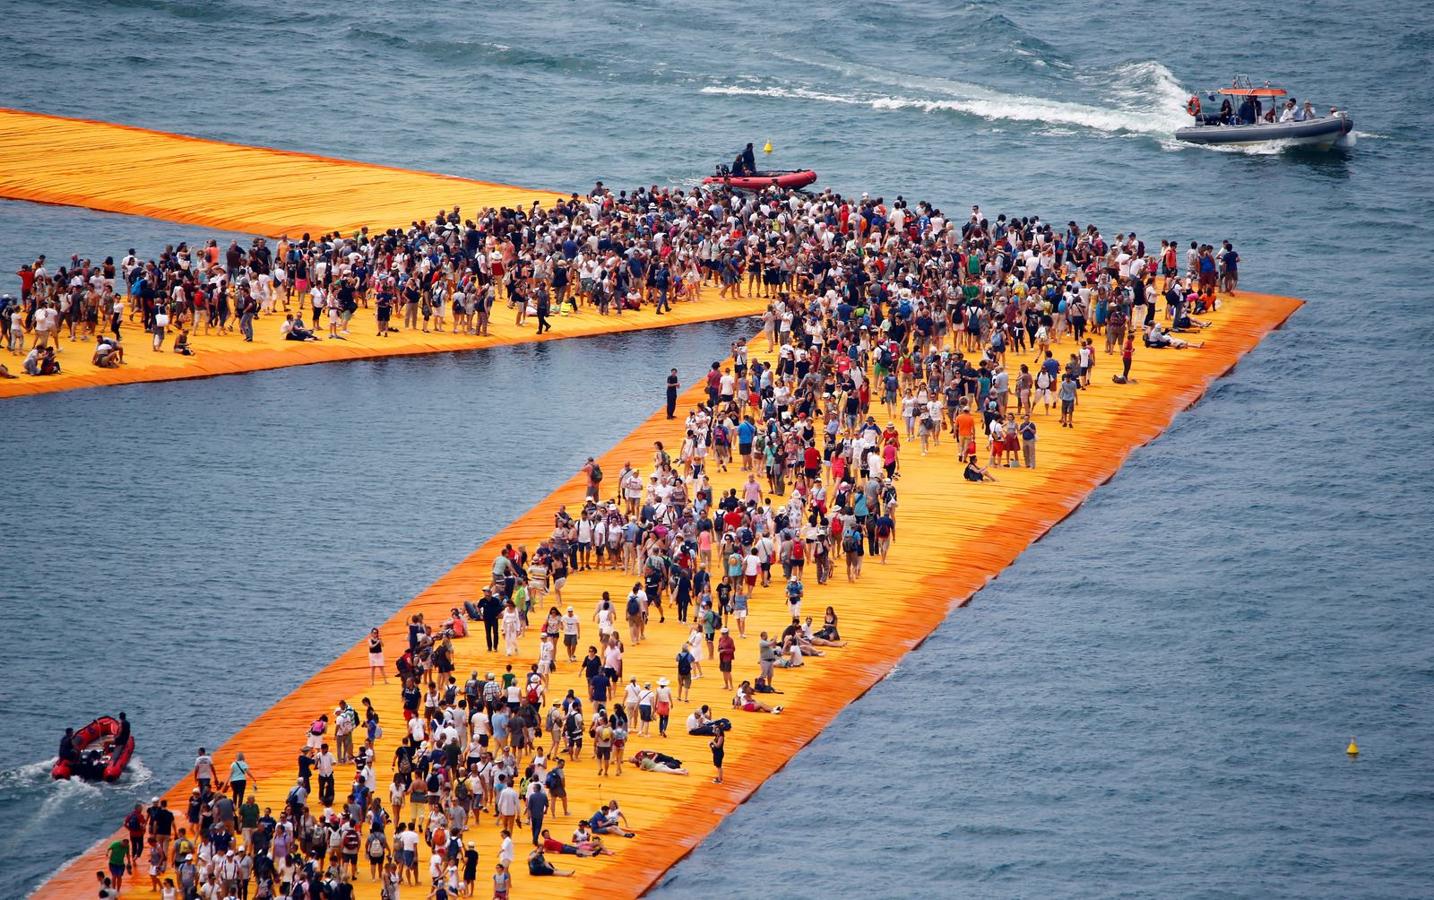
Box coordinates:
[703,60,1195,140]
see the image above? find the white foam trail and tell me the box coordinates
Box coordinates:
[0,759,57,786]
[702,82,1187,137]
[116,756,154,787]
[701,85,862,106]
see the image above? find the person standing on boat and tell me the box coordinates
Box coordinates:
[732,143,756,176]
[58,727,79,765]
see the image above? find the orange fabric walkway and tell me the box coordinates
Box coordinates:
[0,107,782,400]
[35,290,1302,899]
[0,285,766,400]
[0,107,563,236]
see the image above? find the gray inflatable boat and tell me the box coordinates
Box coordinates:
[1176,112,1353,148]
[1176,76,1353,149]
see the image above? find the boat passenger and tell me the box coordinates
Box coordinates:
[59,728,79,764]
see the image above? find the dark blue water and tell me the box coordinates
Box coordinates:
[3,0,1432,896]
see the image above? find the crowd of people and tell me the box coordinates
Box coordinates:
[5,177,1236,384]
[77,177,1241,899]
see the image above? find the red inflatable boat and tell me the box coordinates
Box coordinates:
[51,716,134,782]
[702,169,818,191]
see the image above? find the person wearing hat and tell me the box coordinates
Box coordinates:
[561,605,581,662]
[648,677,672,737]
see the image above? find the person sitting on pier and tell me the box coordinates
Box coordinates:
[93,336,125,368]
[281,313,320,342]
[733,681,782,714]
[963,458,998,483]
[685,705,732,736]
[1145,323,1203,349]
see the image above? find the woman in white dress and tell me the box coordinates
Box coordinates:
[686,624,705,679]
[501,601,522,656]
[367,628,386,685]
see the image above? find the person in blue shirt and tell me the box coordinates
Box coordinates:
[737,417,757,470]
[1219,241,1240,294]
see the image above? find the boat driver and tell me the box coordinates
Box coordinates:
[731,142,756,177]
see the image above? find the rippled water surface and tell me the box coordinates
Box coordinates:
[2,0,1432,896]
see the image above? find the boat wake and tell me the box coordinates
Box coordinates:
[703,60,1192,141]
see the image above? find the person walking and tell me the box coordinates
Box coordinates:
[534,286,552,335]
[526,783,549,847]
[666,368,680,419]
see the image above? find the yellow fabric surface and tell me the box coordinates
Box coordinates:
[0,283,767,400]
[36,290,1302,899]
[0,107,563,236]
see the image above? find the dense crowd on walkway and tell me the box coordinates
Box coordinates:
[73,180,1242,899]
[6,180,1236,380]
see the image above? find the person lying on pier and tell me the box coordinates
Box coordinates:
[1145,324,1203,349]
[630,750,689,774]
[539,829,614,857]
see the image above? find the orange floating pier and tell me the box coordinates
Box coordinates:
[0,107,778,401]
[0,286,766,401]
[0,107,563,236]
[36,290,1301,899]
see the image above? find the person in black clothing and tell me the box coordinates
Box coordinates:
[732,142,756,177]
[535,287,552,335]
[58,728,78,764]
[666,368,680,418]
[478,589,503,652]
[296,747,314,793]
[114,712,131,749]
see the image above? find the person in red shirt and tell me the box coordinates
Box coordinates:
[15,264,35,303]
[802,444,821,483]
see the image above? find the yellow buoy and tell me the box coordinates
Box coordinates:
[762,140,773,154]
[1346,737,1359,756]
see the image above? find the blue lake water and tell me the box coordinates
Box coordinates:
[2,0,1432,896]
